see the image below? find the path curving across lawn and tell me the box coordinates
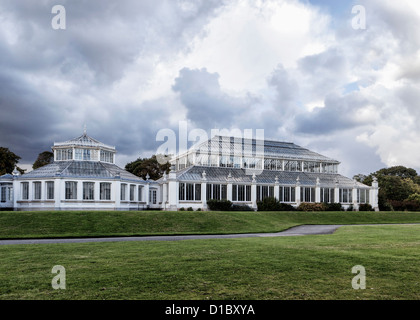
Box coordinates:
[1,223,418,245]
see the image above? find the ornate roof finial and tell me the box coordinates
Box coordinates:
[227,171,232,181]
[12,166,20,176]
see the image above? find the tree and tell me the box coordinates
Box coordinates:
[354,165,420,211]
[407,193,420,202]
[375,166,417,180]
[356,166,418,186]
[125,155,171,181]
[378,176,415,202]
[0,147,25,175]
[33,151,54,170]
[353,174,367,183]
[413,176,420,186]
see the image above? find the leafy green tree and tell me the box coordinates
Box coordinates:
[353,173,367,183]
[357,166,418,186]
[375,166,418,180]
[0,147,25,175]
[407,193,420,202]
[378,176,414,202]
[33,151,54,170]
[355,165,420,211]
[125,154,171,180]
[413,176,420,186]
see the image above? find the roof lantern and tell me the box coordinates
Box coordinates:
[52,130,116,163]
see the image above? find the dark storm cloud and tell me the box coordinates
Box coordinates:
[86,98,177,156]
[268,64,299,116]
[299,48,345,74]
[0,0,225,83]
[172,67,244,128]
[304,131,385,176]
[0,72,61,162]
[395,84,420,123]
[297,48,348,102]
[0,0,226,165]
[294,91,373,134]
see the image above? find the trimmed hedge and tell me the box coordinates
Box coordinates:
[388,199,420,212]
[207,199,233,211]
[358,203,374,211]
[257,197,281,211]
[257,197,296,212]
[207,200,254,211]
[298,202,345,212]
[297,202,326,212]
[324,203,343,211]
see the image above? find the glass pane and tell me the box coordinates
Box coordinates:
[100,183,111,200]
[179,183,185,201]
[46,182,54,200]
[83,182,94,200]
[195,184,201,201]
[65,182,77,200]
[232,185,237,201]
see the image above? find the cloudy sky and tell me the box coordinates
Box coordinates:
[1,0,419,177]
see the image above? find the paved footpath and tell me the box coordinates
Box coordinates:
[0,224,418,246]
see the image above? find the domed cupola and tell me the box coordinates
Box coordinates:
[52,129,116,164]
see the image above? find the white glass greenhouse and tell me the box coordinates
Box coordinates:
[0,134,378,211]
[159,136,379,211]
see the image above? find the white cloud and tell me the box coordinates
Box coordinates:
[178,0,333,93]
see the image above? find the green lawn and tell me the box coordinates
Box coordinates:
[0,224,419,300]
[1,210,420,239]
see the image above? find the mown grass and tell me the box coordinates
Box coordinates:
[0,225,419,300]
[0,211,420,239]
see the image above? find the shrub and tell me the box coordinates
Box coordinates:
[187,207,194,211]
[358,203,374,211]
[388,200,404,211]
[297,202,326,212]
[379,201,393,211]
[346,204,354,212]
[179,207,185,211]
[388,199,420,212]
[324,203,343,211]
[257,197,282,211]
[257,197,296,211]
[196,208,201,211]
[402,200,420,212]
[206,199,233,211]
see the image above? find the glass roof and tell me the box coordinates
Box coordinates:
[0,174,14,181]
[170,166,368,188]
[54,133,115,150]
[19,161,145,183]
[179,136,339,163]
